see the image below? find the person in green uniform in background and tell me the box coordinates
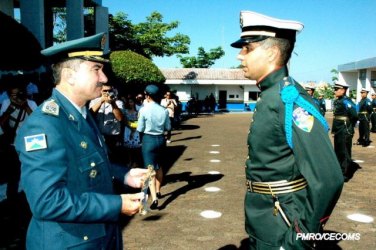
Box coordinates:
[332,82,358,181]
[231,10,344,249]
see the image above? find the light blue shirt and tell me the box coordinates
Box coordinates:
[137,101,170,135]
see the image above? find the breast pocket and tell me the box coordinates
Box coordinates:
[77,152,106,190]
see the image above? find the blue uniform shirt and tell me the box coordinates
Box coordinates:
[137,101,171,135]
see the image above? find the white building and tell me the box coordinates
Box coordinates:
[161,68,258,111]
[338,57,376,102]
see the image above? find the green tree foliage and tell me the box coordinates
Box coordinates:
[109,50,166,94]
[331,68,338,83]
[178,46,225,68]
[109,11,190,59]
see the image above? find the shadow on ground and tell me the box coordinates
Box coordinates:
[157,171,224,210]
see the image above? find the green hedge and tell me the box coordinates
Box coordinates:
[109,50,166,94]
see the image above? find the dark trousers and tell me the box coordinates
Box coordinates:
[370,112,376,132]
[334,130,353,176]
[358,117,370,146]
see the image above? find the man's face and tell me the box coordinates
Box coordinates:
[72,60,108,101]
[306,89,314,97]
[360,91,367,98]
[237,42,270,81]
[334,87,346,98]
[372,95,376,100]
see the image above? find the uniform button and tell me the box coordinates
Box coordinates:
[80,141,88,149]
[247,156,249,159]
[90,162,96,167]
[83,236,89,241]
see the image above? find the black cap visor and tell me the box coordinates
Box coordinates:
[231,36,269,48]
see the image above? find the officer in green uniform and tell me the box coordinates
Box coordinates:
[332,82,358,181]
[371,93,376,132]
[356,88,372,146]
[231,11,344,249]
[14,33,148,250]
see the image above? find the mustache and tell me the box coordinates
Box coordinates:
[96,82,104,88]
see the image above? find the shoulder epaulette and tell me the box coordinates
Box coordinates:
[41,99,60,116]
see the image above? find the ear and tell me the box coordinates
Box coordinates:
[62,68,75,85]
[267,46,280,63]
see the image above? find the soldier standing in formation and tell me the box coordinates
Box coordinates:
[231,10,343,249]
[371,93,376,132]
[305,86,326,116]
[332,82,358,181]
[317,93,326,116]
[356,88,372,146]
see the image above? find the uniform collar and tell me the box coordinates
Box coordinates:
[258,66,289,91]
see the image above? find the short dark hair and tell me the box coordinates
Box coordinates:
[259,37,294,66]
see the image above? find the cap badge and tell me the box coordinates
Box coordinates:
[101,34,106,49]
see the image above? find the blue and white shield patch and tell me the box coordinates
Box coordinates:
[24,134,47,151]
[292,107,314,132]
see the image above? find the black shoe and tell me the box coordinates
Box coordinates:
[150,200,158,210]
[156,192,162,199]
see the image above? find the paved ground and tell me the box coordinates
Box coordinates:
[1,112,375,249]
[121,112,376,250]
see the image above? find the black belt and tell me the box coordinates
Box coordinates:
[246,178,307,195]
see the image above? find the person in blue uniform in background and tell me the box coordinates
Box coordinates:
[231,11,344,249]
[332,82,358,181]
[14,33,148,250]
[137,85,171,210]
[356,88,372,147]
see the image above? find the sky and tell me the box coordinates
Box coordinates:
[102,0,376,83]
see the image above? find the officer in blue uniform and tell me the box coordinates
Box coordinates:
[371,93,376,132]
[14,33,148,250]
[305,85,326,116]
[356,88,372,146]
[231,11,343,249]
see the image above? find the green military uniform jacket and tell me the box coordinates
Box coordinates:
[245,67,344,249]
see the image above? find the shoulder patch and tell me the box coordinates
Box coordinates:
[293,107,314,132]
[24,134,47,151]
[42,99,59,116]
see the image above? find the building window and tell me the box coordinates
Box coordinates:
[248,91,259,101]
[371,71,376,87]
[359,69,366,80]
[229,94,235,98]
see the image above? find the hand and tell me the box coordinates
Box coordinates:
[120,192,145,215]
[125,168,149,188]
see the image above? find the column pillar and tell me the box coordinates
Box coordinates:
[95,6,109,52]
[20,0,45,48]
[66,0,84,40]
